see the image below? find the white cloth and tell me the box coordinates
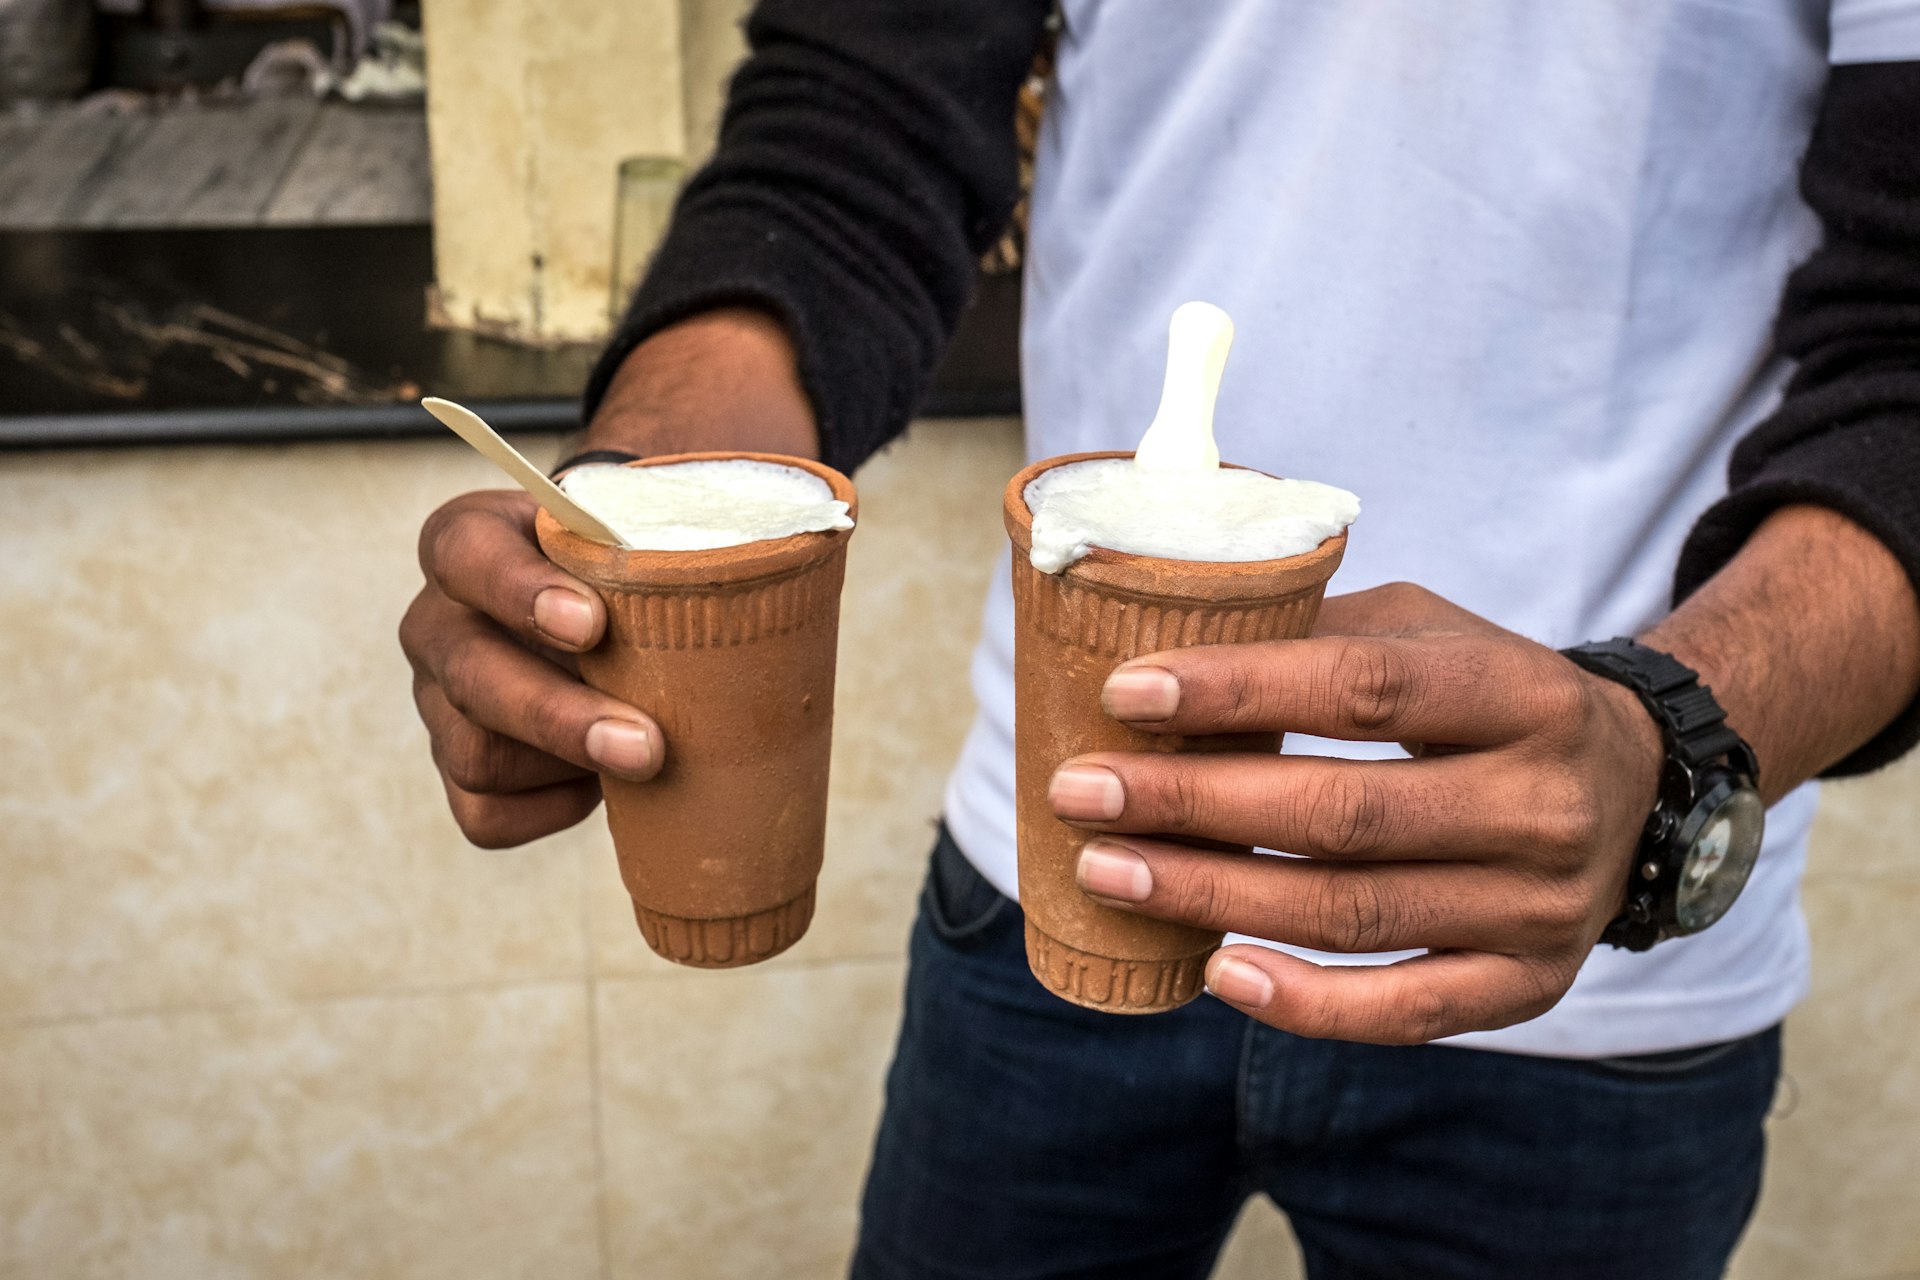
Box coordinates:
[944,0,1920,1057]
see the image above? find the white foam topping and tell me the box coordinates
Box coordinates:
[1025,301,1358,573]
[1025,459,1358,573]
[560,459,853,551]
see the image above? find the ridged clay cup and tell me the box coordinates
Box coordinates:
[1006,451,1347,1013]
[537,452,857,968]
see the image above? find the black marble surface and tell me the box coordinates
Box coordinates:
[0,224,1021,449]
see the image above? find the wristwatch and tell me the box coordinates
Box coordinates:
[1559,638,1766,952]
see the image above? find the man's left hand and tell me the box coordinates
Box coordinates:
[1046,582,1666,1045]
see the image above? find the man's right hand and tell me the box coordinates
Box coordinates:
[399,488,663,848]
[401,307,817,849]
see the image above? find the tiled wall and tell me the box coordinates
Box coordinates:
[1,419,1914,1278]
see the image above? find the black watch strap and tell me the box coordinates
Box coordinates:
[551,448,642,477]
[1560,638,1757,780]
[1561,638,1761,952]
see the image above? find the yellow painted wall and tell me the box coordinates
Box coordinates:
[422,0,748,343]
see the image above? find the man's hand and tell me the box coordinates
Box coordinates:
[401,307,817,849]
[1046,583,1666,1045]
[400,490,663,848]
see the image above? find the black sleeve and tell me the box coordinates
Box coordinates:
[1673,61,1920,776]
[580,0,1054,475]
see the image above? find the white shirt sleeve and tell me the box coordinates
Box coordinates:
[1831,0,1920,62]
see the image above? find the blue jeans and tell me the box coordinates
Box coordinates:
[852,826,1781,1280]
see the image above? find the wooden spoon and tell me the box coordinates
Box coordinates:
[421,397,626,547]
[1132,300,1234,475]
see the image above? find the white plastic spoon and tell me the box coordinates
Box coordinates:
[1132,300,1235,475]
[421,396,627,547]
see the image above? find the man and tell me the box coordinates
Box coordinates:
[398,3,1920,1276]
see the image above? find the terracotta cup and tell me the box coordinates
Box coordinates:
[536,452,858,968]
[1005,451,1347,1013]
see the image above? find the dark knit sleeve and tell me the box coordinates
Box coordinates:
[1674,61,1920,776]
[580,0,1053,476]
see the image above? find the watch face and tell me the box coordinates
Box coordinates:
[1674,779,1766,934]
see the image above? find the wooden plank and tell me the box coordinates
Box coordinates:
[0,109,145,230]
[63,97,320,228]
[263,103,431,225]
[0,112,36,173]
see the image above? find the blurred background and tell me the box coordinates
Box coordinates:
[1,2,1916,1277]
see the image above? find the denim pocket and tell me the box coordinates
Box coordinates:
[920,822,1009,944]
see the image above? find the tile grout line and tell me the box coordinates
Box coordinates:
[0,972,586,1033]
[580,843,615,1280]
[0,949,911,1036]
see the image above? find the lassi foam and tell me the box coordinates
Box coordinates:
[1024,459,1359,574]
[560,458,854,551]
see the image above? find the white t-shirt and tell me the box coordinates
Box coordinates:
[944,0,1920,1057]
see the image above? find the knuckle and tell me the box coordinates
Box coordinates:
[1156,762,1216,834]
[1514,958,1574,1023]
[1531,775,1603,854]
[396,595,427,665]
[1516,874,1590,938]
[440,725,507,793]
[1318,872,1393,952]
[1399,980,1455,1043]
[445,789,510,849]
[1540,667,1594,725]
[438,642,490,720]
[464,821,520,851]
[1166,860,1236,930]
[1304,769,1390,857]
[527,680,590,754]
[1218,663,1255,718]
[1215,659,1274,726]
[1377,581,1435,611]
[1541,886,1592,935]
[1332,643,1414,733]
[423,503,508,597]
[418,502,465,575]
[1289,984,1348,1041]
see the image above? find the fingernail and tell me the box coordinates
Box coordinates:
[1049,764,1124,821]
[1076,841,1152,903]
[1102,665,1180,722]
[585,719,655,779]
[1206,955,1275,1009]
[534,588,595,648]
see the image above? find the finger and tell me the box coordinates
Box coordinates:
[1073,837,1582,953]
[1048,752,1534,860]
[405,591,664,782]
[1100,633,1574,744]
[1314,581,1513,639]
[419,490,607,652]
[415,679,593,794]
[1202,944,1575,1045]
[442,774,604,850]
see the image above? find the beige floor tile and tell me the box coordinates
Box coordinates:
[1806,753,1920,880]
[0,442,589,1022]
[587,418,1027,976]
[1213,1198,1305,1280]
[0,983,600,1280]
[1729,875,1920,1280]
[595,960,905,1279]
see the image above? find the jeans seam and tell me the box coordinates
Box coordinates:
[1232,1014,1259,1166]
[926,889,1008,942]
[1581,1029,1770,1077]
[922,826,1011,943]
